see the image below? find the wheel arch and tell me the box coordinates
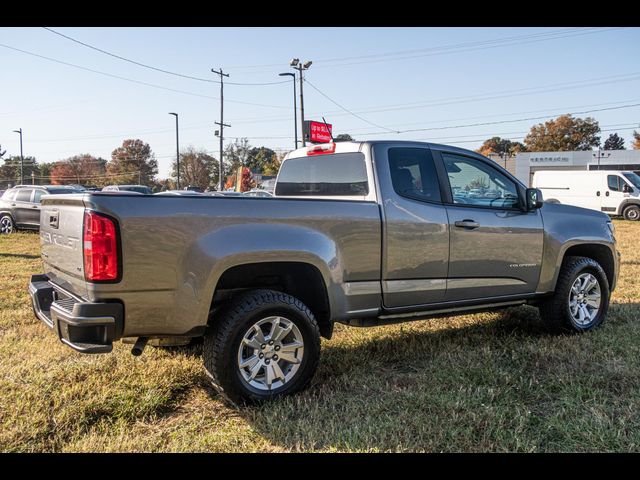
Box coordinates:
[211,261,333,339]
[557,243,616,292]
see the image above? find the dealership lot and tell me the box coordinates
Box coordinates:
[1,223,640,452]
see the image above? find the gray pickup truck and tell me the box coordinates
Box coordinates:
[29,141,620,404]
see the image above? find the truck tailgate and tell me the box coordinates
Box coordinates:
[39,194,88,298]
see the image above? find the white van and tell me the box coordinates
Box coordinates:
[532,170,640,221]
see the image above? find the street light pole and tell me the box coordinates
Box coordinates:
[279,72,297,149]
[290,59,312,147]
[169,113,180,189]
[593,148,611,170]
[13,128,24,184]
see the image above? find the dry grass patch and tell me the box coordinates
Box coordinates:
[1,221,640,452]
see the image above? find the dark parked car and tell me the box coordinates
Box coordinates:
[0,185,73,234]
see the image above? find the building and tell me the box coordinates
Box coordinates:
[488,150,640,187]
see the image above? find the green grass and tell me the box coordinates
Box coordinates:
[1,221,640,452]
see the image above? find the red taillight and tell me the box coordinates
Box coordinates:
[306,143,336,156]
[83,210,119,282]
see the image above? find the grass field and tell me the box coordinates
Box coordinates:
[1,221,639,452]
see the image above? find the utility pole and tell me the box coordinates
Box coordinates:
[13,128,24,184]
[278,72,297,149]
[212,68,230,191]
[169,113,180,189]
[290,59,312,146]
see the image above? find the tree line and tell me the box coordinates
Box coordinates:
[0,137,284,191]
[477,114,640,157]
[1,118,639,189]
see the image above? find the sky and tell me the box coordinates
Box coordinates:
[1,26,639,179]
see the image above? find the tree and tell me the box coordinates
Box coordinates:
[224,138,251,170]
[633,131,640,150]
[246,146,283,175]
[334,133,355,142]
[38,162,55,184]
[0,155,38,186]
[50,154,107,185]
[477,137,526,157]
[524,114,600,152]
[107,139,158,185]
[603,133,625,150]
[171,147,219,191]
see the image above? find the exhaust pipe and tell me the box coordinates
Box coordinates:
[131,337,148,356]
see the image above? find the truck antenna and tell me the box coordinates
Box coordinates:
[322,117,334,142]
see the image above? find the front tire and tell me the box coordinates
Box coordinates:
[203,289,321,405]
[0,214,15,234]
[623,204,640,221]
[538,256,610,333]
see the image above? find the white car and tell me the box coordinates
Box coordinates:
[532,170,640,221]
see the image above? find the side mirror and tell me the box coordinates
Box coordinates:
[526,188,543,211]
[623,184,633,193]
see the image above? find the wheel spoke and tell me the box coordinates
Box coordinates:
[247,360,262,381]
[278,350,301,364]
[242,336,263,351]
[271,361,286,383]
[268,317,282,341]
[239,354,260,369]
[272,322,293,343]
[252,325,266,344]
[280,340,303,353]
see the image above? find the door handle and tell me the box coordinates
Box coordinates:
[454,220,480,229]
[32,205,38,208]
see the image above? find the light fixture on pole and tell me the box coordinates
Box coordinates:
[12,128,24,184]
[279,72,297,149]
[168,113,180,189]
[290,59,312,146]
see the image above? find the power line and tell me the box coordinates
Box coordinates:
[41,27,290,86]
[304,79,399,133]
[0,42,289,109]
[352,102,640,137]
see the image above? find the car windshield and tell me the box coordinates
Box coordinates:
[622,172,640,189]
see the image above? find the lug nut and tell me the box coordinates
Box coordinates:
[259,353,264,359]
[273,355,278,360]
[265,359,270,365]
[269,340,274,346]
[261,344,266,350]
[274,345,280,351]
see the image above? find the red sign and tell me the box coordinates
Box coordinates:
[304,120,333,144]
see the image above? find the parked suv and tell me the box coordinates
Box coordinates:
[0,185,73,233]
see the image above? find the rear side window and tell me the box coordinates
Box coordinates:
[275,153,368,196]
[2,190,17,201]
[388,147,441,203]
[15,189,33,203]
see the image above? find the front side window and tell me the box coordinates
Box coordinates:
[442,153,519,209]
[388,147,441,203]
[275,153,368,196]
[607,175,623,192]
[15,189,33,203]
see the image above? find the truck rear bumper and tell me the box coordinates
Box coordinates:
[29,274,123,354]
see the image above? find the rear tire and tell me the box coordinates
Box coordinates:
[623,204,640,221]
[203,289,321,405]
[538,256,610,333]
[0,214,15,234]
